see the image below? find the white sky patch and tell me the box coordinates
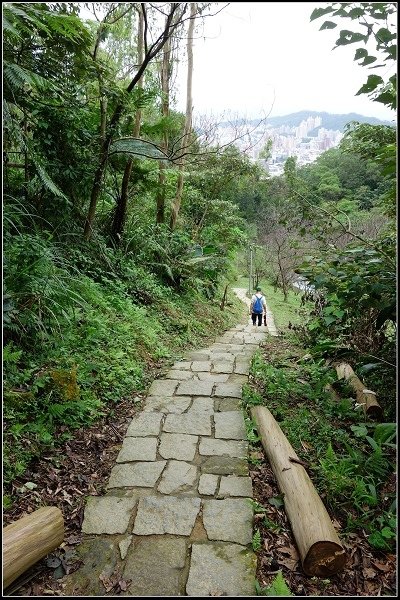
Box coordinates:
[173,1,396,122]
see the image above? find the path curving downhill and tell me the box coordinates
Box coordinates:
[232,287,279,337]
[63,288,272,597]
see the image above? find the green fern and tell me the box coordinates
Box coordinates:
[3,63,49,92]
[32,159,68,200]
[3,3,90,43]
[256,571,293,596]
[252,528,262,551]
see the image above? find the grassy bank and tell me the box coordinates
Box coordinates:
[243,336,396,596]
[3,277,245,491]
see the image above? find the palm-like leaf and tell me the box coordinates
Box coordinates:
[110,137,169,161]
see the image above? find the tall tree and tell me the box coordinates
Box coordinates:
[111,4,145,242]
[155,10,173,225]
[169,2,196,231]
[83,2,189,240]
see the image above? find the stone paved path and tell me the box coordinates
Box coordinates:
[64,289,272,597]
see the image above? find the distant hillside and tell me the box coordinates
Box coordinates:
[221,111,393,132]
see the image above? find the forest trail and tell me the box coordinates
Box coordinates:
[62,288,273,596]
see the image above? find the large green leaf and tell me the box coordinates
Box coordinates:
[356,74,384,94]
[109,138,169,161]
[310,6,333,21]
[320,20,337,30]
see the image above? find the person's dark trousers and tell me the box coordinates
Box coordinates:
[251,313,263,326]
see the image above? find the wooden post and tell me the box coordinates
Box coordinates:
[220,285,228,311]
[335,362,382,420]
[251,406,346,577]
[3,506,64,589]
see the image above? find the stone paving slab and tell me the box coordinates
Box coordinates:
[227,373,248,385]
[163,412,212,436]
[188,396,214,414]
[218,475,253,498]
[214,411,247,440]
[126,413,163,437]
[143,395,191,414]
[165,369,195,380]
[171,361,192,370]
[176,380,214,396]
[107,461,166,489]
[158,460,199,495]
[202,498,253,545]
[211,361,234,374]
[234,362,250,375]
[213,382,242,398]
[133,496,201,535]
[200,456,249,475]
[82,496,137,534]
[209,352,235,362]
[198,473,219,496]
[191,360,212,371]
[199,438,248,458]
[122,537,188,596]
[215,397,242,412]
[186,543,256,596]
[148,379,179,396]
[196,372,230,382]
[188,351,210,360]
[116,437,158,463]
[159,433,198,461]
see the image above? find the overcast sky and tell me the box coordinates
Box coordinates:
[173,2,396,123]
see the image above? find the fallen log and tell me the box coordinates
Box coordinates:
[324,383,341,403]
[335,362,382,420]
[3,506,64,590]
[251,405,346,577]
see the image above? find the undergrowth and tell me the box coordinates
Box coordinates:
[243,338,396,555]
[3,234,245,496]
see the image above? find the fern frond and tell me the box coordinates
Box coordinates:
[3,63,49,91]
[266,571,293,596]
[3,3,91,44]
[3,4,48,34]
[2,14,20,37]
[31,158,68,200]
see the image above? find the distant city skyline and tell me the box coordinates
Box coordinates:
[174,2,396,124]
[215,113,346,176]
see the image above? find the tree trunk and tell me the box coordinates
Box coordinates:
[169,2,196,231]
[3,507,64,589]
[156,20,172,225]
[335,362,382,419]
[277,250,288,301]
[111,6,144,243]
[83,3,188,240]
[251,406,346,577]
[220,284,228,310]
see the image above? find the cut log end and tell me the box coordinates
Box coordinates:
[303,541,346,577]
[366,404,383,420]
[3,506,64,589]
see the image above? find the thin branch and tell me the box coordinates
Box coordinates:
[291,182,396,268]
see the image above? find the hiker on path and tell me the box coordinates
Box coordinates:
[250,286,266,326]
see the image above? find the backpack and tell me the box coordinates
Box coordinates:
[253,294,263,314]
